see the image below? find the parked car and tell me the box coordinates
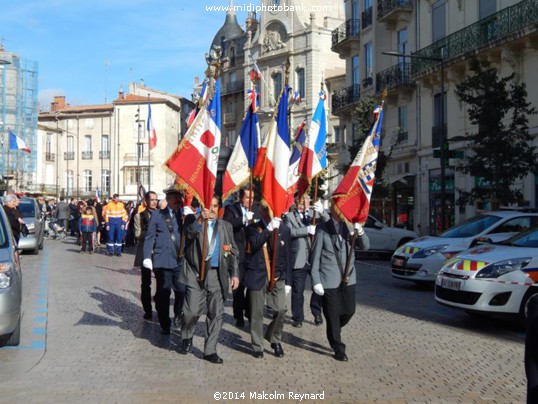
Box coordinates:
[0,204,22,346]
[17,196,45,254]
[391,211,538,284]
[356,215,418,257]
[435,226,538,324]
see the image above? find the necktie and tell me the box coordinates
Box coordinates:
[206,221,215,260]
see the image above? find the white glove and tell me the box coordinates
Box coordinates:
[142,258,153,270]
[285,285,292,296]
[313,200,324,214]
[266,217,281,232]
[313,283,325,296]
[354,222,364,236]
[307,225,316,235]
[246,211,254,221]
[183,206,194,216]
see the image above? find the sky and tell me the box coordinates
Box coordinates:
[0,0,249,109]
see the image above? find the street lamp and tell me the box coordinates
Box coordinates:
[381,50,447,232]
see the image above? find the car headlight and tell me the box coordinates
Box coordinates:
[26,222,36,234]
[413,244,449,259]
[0,262,14,288]
[476,257,531,279]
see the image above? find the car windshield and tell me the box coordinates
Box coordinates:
[438,214,502,238]
[500,226,538,248]
[18,200,36,218]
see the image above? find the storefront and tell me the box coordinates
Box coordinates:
[429,168,455,235]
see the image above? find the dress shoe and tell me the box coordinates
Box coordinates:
[314,315,323,326]
[271,343,284,357]
[143,312,152,320]
[235,317,245,327]
[180,338,193,354]
[116,252,122,257]
[203,353,223,364]
[334,351,348,362]
[292,321,303,328]
[161,328,170,335]
[252,351,264,359]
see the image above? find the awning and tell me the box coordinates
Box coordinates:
[383,173,416,185]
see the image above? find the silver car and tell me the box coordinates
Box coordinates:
[18,196,45,254]
[0,204,22,346]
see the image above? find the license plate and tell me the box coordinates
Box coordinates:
[441,278,462,291]
[392,257,406,268]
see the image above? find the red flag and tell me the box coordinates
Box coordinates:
[331,104,384,225]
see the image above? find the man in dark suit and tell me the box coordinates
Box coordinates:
[142,186,189,335]
[222,187,255,327]
[311,201,370,362]
[283,196,328,328]
[245,205,291,359]
[179,196,239,364]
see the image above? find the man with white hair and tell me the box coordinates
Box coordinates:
[3,194,23,243]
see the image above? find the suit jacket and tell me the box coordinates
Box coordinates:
[180,218,239,301]
[134,209,153,267]
[244,221,291,291]
[143,208,184,270]
[310,219,370,289]
[55,201,70,220]
[222,202,248,260]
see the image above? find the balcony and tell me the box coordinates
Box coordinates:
[376,62,412,93]
[431,124,447,148]
[81,151,93,160]
[362,76,373,90]
[223,112,236,125]
[124,153,148,162]
[362,7,373,30]
[412,0,538,77]
[99,150,110,159]
[221,80,244,95]
[45,153,55,162]
[332,84,360,115]
[377,0,413,27]
[64,152,75,160]
[331,19,360,56]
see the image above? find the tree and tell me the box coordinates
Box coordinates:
[454,56,537,207]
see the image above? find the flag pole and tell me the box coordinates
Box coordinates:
[147,93,151,193]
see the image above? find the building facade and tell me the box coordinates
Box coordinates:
[332,0,538,235]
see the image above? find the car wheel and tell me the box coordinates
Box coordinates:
[31,246,39,255]
[1,316,21,347]
[519,288,538,328]
[38,237,44,250]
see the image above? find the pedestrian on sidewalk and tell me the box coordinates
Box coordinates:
[78,206,97,254]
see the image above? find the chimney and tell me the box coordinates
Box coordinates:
[51,96,66,112]
[118,85,125,100]
[194,76,199,85]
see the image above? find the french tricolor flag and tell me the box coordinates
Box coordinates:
[9,130,31,153]
[147,100,157,150]
[165,78,221,208]
[260,85,290,218]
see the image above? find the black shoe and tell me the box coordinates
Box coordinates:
[106,252,113,257]
[180,338,193,354]
[203,353,223,364]
[314,315,323,326]
[116,253,122,257]
[292,321,303,328]
[235,318,245,327]
[271,343,284,358]
[252,351,264,359]
[161,328,170,335]
[143,312,152,320]
[334,351,348,362]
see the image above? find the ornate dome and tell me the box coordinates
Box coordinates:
[210,1,245,52]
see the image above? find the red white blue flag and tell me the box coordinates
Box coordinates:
[147,100,157,150]
[165,78,221,209]
[284,120,306,211]
[260,85,290,218]
[9,130,31,153]
[95,188,101,203]
[331,104,384,225]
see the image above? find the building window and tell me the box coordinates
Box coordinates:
[479,0,496,19]
[126,167,149,186]
[101,135,109,152]
[67,136,74,153]
[398,105,408,142]
[101,170,110,194]
[66,170,74,196]
[273,72,282,99]
[84,135,92,152]
[296,68,305,99]
[83,170,92,192]
[352,55,359,86]
[334,126,341,143]
[364,42,373,79]
[434,92,447,126]
[397,27,408,61]
[351,0,359,20]
[432,0,447,42]
[46,133,53,154]
[227,129,236,147]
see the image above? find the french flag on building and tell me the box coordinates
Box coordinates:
[297,91,327,198]
[165,78,221,208]
[284,120,306,211]
[9,130,31,153]
[221,89,260,201]
[147,99,157,150]
[331,103,384,225]
[260,85,291,218]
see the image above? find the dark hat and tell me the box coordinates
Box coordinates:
[163,184,184,195]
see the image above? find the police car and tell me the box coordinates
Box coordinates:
[391,211,538,284]
[435,226,538,323]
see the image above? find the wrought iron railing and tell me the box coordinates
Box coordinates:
[99,150,110,159]
[362,7,373,29]
[45,153,55,162]
[221,80,244,95]
[376,62,412,93]
[81,151,93,160]
[377,0,413,21]
[331,19,360,49]
[412,0,538,76]
[64,152,75,160]
[124,153,148,162]
[332,84,360,114]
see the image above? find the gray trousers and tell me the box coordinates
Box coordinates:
[248,279,287,353]
[181,270,223,356]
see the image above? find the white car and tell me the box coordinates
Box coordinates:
[358,215,418,256]
[391,211,538,284]
[435,226,538,323]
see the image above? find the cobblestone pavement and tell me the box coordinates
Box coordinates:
[0,238,527,403]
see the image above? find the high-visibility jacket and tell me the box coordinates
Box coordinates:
[104,201,128,223]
